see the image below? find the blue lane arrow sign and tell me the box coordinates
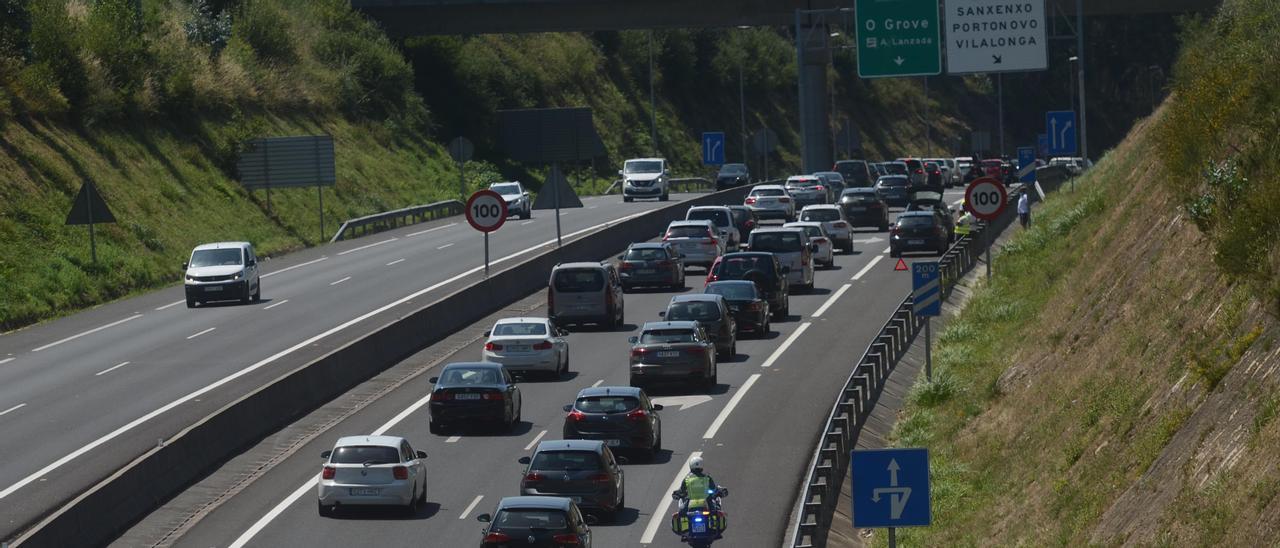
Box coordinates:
[852,448,931,528]
[702,132,725,165]
[1045,111,1077,156]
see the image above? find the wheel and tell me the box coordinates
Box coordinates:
[429,418,444,435]
[782,295,790,317]
[186,298,196,308]
[514,400,522,424]
[240,284,252,304]
[252,281,262,302]
[521,208,531,220]
[660,191,669,202]
[624,196,634,203]
[652,429,663,454]
[404,484,421,515]
[890,248,900,258]
[731,340,737,356]
[704,366,718,392]
[318,500,332,517]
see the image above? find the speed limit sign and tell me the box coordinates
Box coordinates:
[964,177,1008,221]
[465,190,508,233]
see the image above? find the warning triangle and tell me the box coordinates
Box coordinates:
[532,164,584,210]
[65,181,116,225]
[894,258,908,271]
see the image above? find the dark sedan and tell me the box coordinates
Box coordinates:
[629,321,717,391]
[839,188,891,231]
[429,362,522,434]
[477,496,592,548]
[705,252,790,318]
[875,175,911,207]
[889,211,950,257]
[715,163,751,190]
[617,242,685,290]
[906,191,956,241]
[562,386,663,460]
[704,280,770,338]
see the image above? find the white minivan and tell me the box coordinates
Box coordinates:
[183,241,261,308]
[746,227,816,291]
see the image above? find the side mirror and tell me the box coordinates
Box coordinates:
[249,259,257,266]
[652,404,665,411]
[181,262,188,270]
[477,513,492,523]
[781,266,791,274]
[617,170,624,176]
[811,243,820,252]
[657,311,666,318]
[320,450,332,460]
[428,377,439,384]
[483,330,491,337]
[416,450,428,459]
[618,255,625,261]
[628,336,639,344]
[518,456,532,465]
[563,404,574,412]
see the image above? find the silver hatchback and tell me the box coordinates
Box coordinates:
[663,220,724,269]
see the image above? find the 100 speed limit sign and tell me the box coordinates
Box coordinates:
[964,177,1008,221]
[465,189,508,233]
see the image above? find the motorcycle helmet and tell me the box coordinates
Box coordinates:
[689,456,704,473]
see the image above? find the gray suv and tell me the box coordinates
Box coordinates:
[660,294,736,358]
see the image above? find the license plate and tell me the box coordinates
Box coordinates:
[506,345,530,352]
[350,488,380,496]
[637,269,656,275]
[681,242,698,249]
[656,351,680,358]
[908,239,925,245]
[692,521,707,533]
[204,286,223,292]
[454,393,481,400]
[604,439,622,447]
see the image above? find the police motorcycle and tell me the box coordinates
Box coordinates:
[670,486,729,547]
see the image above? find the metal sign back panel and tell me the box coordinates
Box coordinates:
[497,108,606,164]
[856,0,942,78]
[1017,146,1037,182]
[851,448,932,528]
[945,0,1048,74]
[912,262,942,317]
[237,135,336,189]
[65,181,116,225]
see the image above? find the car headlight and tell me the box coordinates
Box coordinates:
[185,275,196,282]
[232,272,243,281]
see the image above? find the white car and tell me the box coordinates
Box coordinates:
[784,222,835,268]
[490,181,531,220]
[663,219,724,268]
[799,205,853,253]
[183,241,261,308]
[621,158,669,202]
[686,205,741,249]
[482,317,569,378]
[744,184,795,221]
[318,435,427,516]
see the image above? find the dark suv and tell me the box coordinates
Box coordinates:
[660,294,736,358]
[704,252,790,318]
[715,163,750,190]
[563,386,663,460]
[834,160,875,188]
[839,188,890,231]
[906,191,956,241]
[477,496,593,548]
[519,440,625,521]
[889,211,950,257]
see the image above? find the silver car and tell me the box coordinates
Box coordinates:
[685,206,741,249]
[628,321,718,391]
[745,184,796,221]
[784,175,827,208]
[746,226,816,291]
[490,181,532,219]
[663,220,724,269]
[784,222,835,268]
[799,204,853,253]
[482,317,569,379]
[317,435,428,516]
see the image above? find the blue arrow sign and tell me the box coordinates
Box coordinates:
[1018,146,1037,183]
[852,448,931,528]
[702,132,725,165]
[1045,111,1077,156]
[912,262,941,317]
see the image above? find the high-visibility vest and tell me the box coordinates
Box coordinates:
[684,474,712,509]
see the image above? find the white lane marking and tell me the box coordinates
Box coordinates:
[591,379,604,388]
[329,277,351,286]
[588,205,598,209]
[761,324,811,368]
[852,255,884,280]
[337,238,398,256]
[262,257,328,279]
[882,246,892,254]
[229,394,433,548]
[640,451,704,544]
[446,436,462,443]
[186,327,216,340]
[524,430,549,451]
[812,285,851,318]
[386,258,406,266]
[702,374,761,439]
[520,220,535,226]
[3,210,651,502]
[407,222,458,237]
[32,314,143,352]
[0,358,14,365]
[437,243,455,250]
[263,299,289,310]
[155,300,185,311]
[459,495,485,520]
[95,361,131,376]
[0,404,26,417]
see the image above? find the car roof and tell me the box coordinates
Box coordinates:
[554,262,608,270]
[706,279,756,288]
[722,252,776,262]
[835,159,866,164]
[535,439,605,453]
[751,184,787,191]
[812,171,842,177]
[490,181,521,186]
[334,435,404,448]
[442,361,505,371]
[801,204,840,210]
[785,222,823,228]
[752,226,805,233]
[494,317,550,325]
[898,211,936,218]
[727,204,752,210]
[576,385,643,398]
[669,220,715,227]
[193,241,250,251]
[626,157,665,162]
[642,320,700,330]
[687,205,731,211]
[670,293,725,304]
[843,187,877,193]
[628,242,669,249]
[786,175,819,182]
[497,496,573,512]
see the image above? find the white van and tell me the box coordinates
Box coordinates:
[183,241,261,307]
[746,227,815,291]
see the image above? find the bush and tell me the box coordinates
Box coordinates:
[234,0,296,64]
[83,0,149,98]
[183,0,233,55]
[28,0,88,113]
[315,32,415,120]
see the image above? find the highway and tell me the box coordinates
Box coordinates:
[0,194,698,538]
[147,187,965,547]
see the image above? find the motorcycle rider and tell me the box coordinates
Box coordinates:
[675,456,721,512]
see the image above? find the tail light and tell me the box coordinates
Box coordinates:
[484,532,513,543]
[745,197,757,205]
[706,231,719,247]
[890,225,901,235]
[533,340,553,350]
[481,391,505,401]
[686,346,706,355]
[433,391,452,401]
[588,472,612,483]
[834,222,848,228]
[745,220,755,229]
[631,347,649,357]
[553,533,581,545]
[655,260,673,267]
[815,237,828,244]
[568,409,586,422]
[322,466,335,480]
[484,342,503,351]
[815,185,825,191]
[619,261,634,270]
[393,466,409,480]
[524,472,545,482]
[914,169,923,174]
[626,408,649,421]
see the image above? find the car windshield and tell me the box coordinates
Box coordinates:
[330,445,399,465]
[878,177,908,188]
[553,269,604,292]
[797,226,823,238]
[714,256,774,277]
[751,188,786,197]
[751,232,802,252]
[494,509,569,530]
[898,216,935,228]
[440,367,502,385]
[625,248,668,261]
[705,283,757,301]
[904,159,922,170]
[801,209,840,222]
[189,248,242,267]
[885,163,909,175]
[666,301,722,321]
[666,226,709,239]
[786,179,819,188]
[640,329,697,344]
[530,450,602,471]
[575,396,640,414]
[624,160,662,174]
[493,322,547,336]
[687,210,730,226]
[491,184,521,196]
[907,202,943,213]
[719,164,747,174]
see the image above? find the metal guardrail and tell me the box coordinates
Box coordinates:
[329,200,463,242]
[603,177,719,195]
[788,193,1020,548]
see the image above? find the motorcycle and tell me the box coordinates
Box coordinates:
[670,487,729,547]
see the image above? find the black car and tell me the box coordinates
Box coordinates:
[834,159,875,188]
[478,496,593,548]
[562,386,663,460]
[727,205,758,241]
[705,252,790,318]
[617,242,685,290]
[906,190,956,241]
[660,294,736,358]
[839,188,891,231]
[519,440,625,520]
[429,362,523,434]
[875,175,911,207]
[923,162,945,191]
[704,280,770,338]
[889,211,950,257]
[715,163,751,190]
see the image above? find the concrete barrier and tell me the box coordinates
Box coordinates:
[12,187,751,548]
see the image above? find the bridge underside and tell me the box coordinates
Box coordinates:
[354,0,1217,36]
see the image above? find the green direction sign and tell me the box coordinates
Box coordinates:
[856,0,941,78]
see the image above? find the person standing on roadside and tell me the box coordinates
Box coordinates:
[1017,189,1031,228]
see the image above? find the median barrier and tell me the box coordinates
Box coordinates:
[11,188,750,548]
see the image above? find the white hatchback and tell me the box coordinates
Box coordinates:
[482,317,569,379]
[318,435,427,516]
[799,205,853,253]
[784,222,835,268]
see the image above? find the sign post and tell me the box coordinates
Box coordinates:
[964,177,1008,283]
[912,261,941,381]
[465,190,508,277]
[65,180,117,263]
[855,0,942,78]
[449,137,475,201]
[852,448,932,546]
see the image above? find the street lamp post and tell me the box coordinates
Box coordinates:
[649,31,657,156]
[1068,55,1078,155]
[1147,64,1162,112]
[1075,0,1088,162]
